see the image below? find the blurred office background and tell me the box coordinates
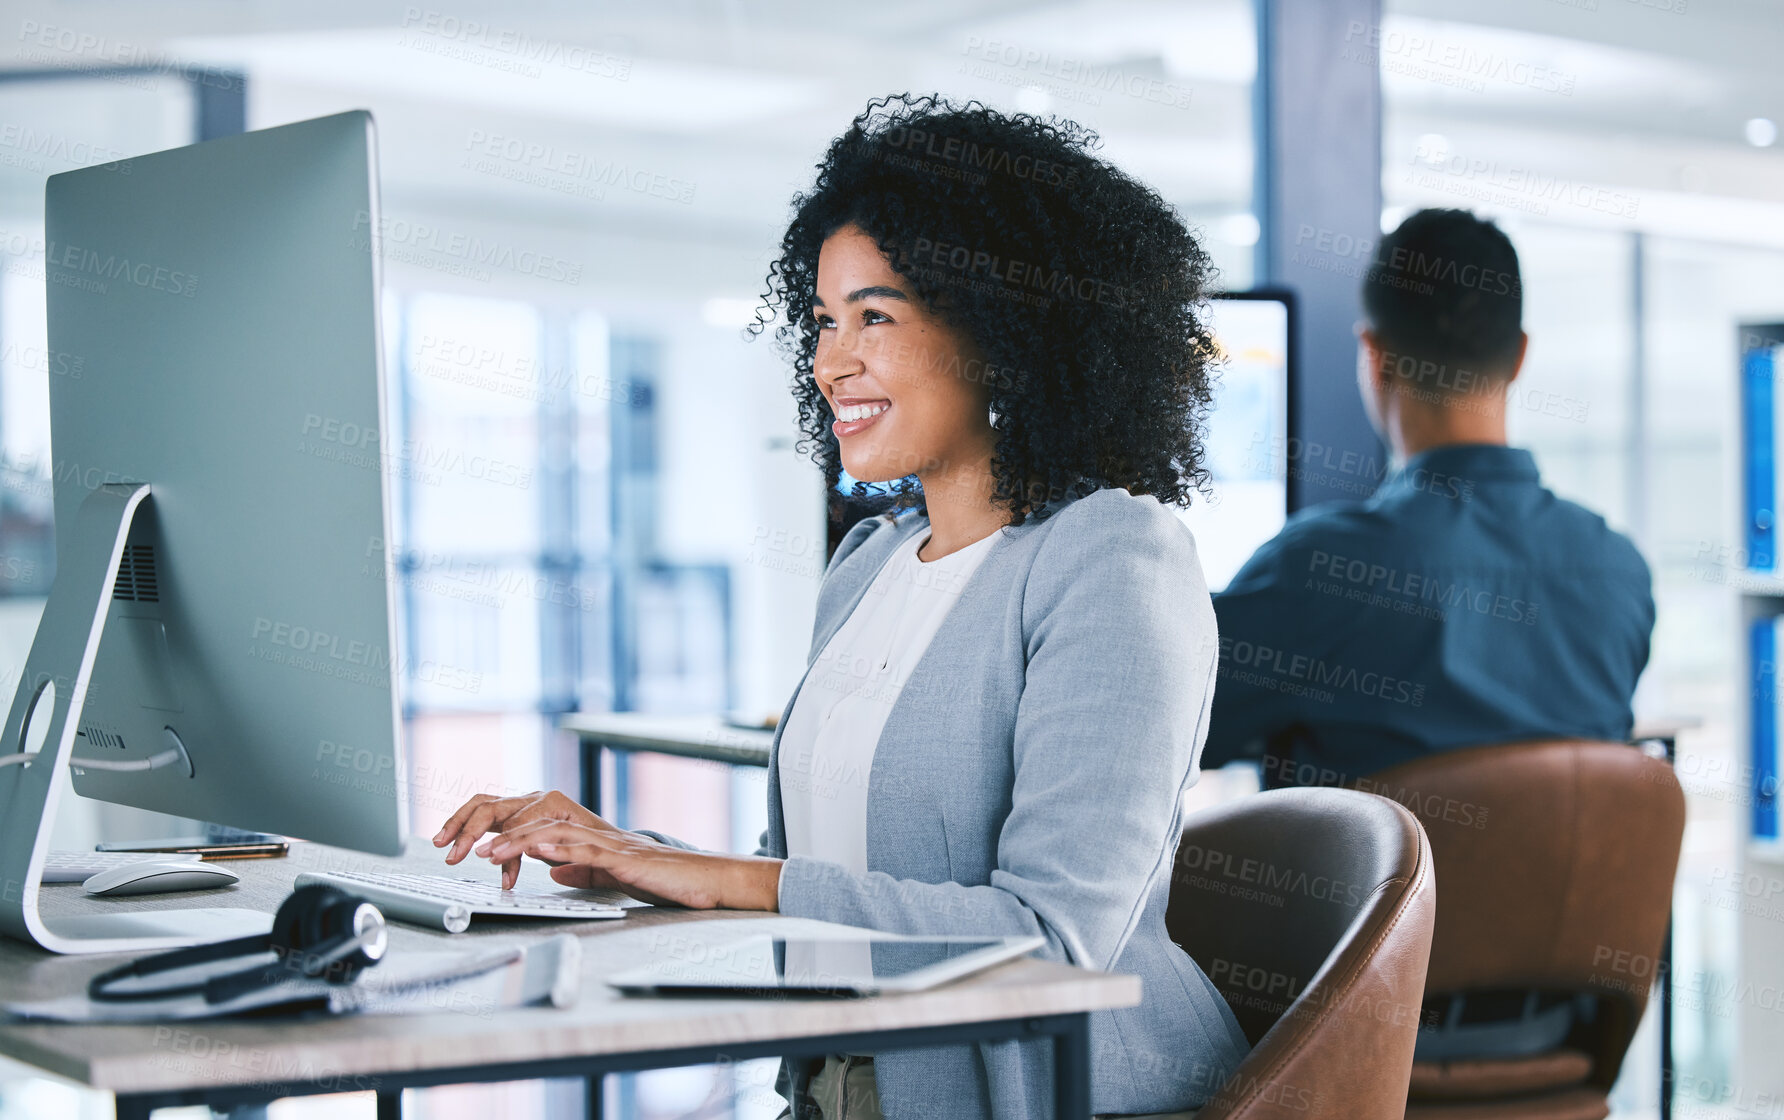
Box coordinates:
[1,0,1781,1117]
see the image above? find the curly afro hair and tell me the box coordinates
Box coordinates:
[751,92,1220,526]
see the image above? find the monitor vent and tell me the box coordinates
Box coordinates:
[79,725,125,751]
[112,544,160,602]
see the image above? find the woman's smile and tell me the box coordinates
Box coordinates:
[831,397,892,438]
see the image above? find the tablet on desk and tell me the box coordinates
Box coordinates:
[607,935,1045,996]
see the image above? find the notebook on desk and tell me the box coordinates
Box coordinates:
[5,935,580,1023]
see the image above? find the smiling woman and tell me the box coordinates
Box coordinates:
[757,91,1222,533]
[805,225,1008,559]
[435,92,1244,1120]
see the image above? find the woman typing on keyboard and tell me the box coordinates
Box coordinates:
[433,93,1249,1120]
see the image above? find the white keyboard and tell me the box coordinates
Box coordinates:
[295,869,632,933]
[41,849,204,884]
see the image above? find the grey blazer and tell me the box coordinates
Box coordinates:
[648,488,1249,1119]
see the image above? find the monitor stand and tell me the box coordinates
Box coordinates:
[0,483,273,954]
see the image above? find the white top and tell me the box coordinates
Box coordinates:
[778,525,1001,880]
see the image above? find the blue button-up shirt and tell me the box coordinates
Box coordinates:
[1203,443,1654,784]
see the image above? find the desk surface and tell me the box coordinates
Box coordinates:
[0,841,1136,1097]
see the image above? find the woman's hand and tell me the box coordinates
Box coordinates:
[433,790,624,889]
[483,818,783,911]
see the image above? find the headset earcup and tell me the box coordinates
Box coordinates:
[198,887,382,1003]
[280,885,382,982]
[270,884,350,954]
[317,894,369,980]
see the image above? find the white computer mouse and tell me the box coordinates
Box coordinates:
[83,858,241,896]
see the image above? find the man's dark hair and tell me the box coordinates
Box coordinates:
[751,92,1218,526]
[1362,209,1523,382]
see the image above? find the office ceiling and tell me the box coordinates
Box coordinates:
[1,0,1779,283]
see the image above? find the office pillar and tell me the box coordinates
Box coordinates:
[1254,0,1385,511]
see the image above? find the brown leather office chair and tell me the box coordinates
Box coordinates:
[1167,787,1437,1119]
[1360,740,1685,1120]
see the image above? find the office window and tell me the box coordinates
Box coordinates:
[0,270,52,598]
[382,290,740,833]
[403,294,544,552]
[1492,223,1637,530]
[388,292,550,834]
[0,78,193,602]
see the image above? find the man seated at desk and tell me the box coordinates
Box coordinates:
[1202,208,1655,788]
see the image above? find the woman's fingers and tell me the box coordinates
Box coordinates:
[439,791,621,859]
[486,819,611,861]
[472,804,556,857]
[474,812,580,858]
[486,822,658,895]
[433,793,498,848]
[485,815,585,845]
[467,796,622,858]
[442,799,510,864]
[481,818,591,868]
[441,793,544,864]
[494,824,709,908]
[437,790,636,891]
[480,819,700,908]
[539,790,614,831]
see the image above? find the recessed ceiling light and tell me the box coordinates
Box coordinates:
[1746,118,1778,147]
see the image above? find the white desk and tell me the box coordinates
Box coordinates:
[0,841,1136,1119]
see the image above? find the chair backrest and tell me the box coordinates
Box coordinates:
[1168,787,1435,1120]
[1359,739,1685,1088]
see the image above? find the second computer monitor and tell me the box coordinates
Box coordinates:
[1178,291,1292,591]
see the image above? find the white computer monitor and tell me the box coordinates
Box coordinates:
[1,111,404,953]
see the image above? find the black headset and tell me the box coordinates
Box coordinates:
[88,884,388,1004]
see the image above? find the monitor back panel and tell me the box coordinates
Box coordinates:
[44,111,405,854]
